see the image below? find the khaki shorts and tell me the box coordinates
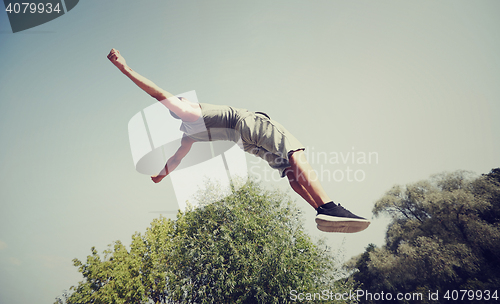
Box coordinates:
[237,112,305,177]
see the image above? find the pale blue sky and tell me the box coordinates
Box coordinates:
[1,1,499,303]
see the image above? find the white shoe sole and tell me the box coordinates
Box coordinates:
[315,215,370,233]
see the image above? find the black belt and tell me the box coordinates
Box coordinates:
[255,111,270,119]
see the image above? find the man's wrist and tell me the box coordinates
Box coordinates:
[119,64,131,74]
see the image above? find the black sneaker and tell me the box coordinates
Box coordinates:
[315,202,370,233]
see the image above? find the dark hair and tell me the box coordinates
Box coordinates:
[169,110,181,119]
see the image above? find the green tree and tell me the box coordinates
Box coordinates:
[347,169,500,303]
[56,217,175,304]
[56,180,357,303]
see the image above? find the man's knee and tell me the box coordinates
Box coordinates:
[289,149,305,165]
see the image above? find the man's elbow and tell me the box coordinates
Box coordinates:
[152,92,166,101]
[153,90,175,101]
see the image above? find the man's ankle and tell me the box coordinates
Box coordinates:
[318,201,336,210]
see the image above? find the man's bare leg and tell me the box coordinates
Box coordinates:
[286,170,319,209]
[287,150,370,233]
[288,150,331,208]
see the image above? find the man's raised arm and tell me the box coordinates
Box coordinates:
[107,48,175,101]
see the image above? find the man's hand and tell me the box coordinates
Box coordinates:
[107,48,127,70]
[151,168,167,183]
[151,174,167,183]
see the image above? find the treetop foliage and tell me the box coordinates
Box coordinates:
[348,168,500,303]
[56,180,356,304]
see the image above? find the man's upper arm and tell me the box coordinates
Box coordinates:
[158,95,201,121]
[159,95,184,112]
